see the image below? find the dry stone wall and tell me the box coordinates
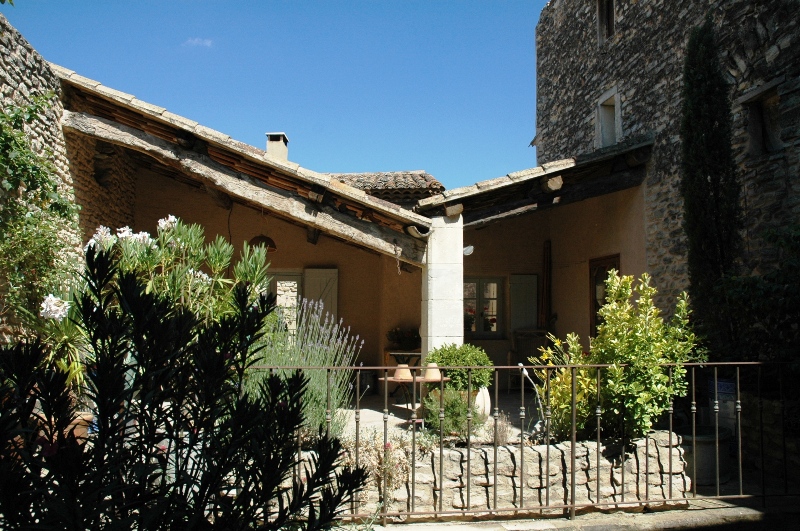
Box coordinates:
[1,14,136,249]
[353,431,689,518]
[535,0,800,308]
[65,133,137,239]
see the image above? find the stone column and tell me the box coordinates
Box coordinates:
[421,215,463,360]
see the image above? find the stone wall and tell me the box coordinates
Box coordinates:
[353,432,689,517]
[535,0,800,309]
[65,133,137,241]
[0,14,81,331]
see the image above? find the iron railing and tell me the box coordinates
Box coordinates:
[252,361,799,523]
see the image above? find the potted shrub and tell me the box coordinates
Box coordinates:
[424,343,494,419]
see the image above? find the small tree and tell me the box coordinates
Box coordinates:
[679,15,743,359]
[591,273,701,438]
[0,248,367,529]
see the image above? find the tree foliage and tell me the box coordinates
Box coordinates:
[0,248,366,529]
[679,15,743,358]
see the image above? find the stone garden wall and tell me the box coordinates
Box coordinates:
[352,431,689,518]
[535,0,800,310]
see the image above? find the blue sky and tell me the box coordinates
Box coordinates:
[2,1,547,190]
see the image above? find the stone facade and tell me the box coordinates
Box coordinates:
[0,14,81,331]
[64,133,137,240]
[535,0,800,308]
[353,432,689,517]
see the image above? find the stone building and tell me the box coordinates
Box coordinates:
[3,1,797,370]
[533,0,800,309]
[415,0,799,362]
[0,13,464,366]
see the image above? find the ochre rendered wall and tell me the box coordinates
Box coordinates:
[464,186,646,353]
[133,169,420,366]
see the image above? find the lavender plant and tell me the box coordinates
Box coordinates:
[248,298,363,438]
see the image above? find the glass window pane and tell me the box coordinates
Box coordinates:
[483,282,498,299]
[482,299,498,332]
[464,299,477,332]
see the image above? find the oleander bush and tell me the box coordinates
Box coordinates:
[0,248,367,530]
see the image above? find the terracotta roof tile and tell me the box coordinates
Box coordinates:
[325,171,445,207]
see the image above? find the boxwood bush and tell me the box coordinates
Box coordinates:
[424,343,493,390]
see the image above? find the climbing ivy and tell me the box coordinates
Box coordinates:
[0,96,78,324]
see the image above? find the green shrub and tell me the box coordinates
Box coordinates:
[422,387,485,440]
[592,272,702,438]
[42,217,360,436]
[531,272,703,441]
[0,248,367,529]
[0,98,79,325]
[424,343,493,390]
[529,333,597,441]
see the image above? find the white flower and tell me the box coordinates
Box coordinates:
[84,225,116,251]
[188,268,212,285]
[158,215,178,232]
[131,231,155,247]
[116,226,134,239]
[40,294,70,322]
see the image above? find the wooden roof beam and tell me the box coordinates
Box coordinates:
[62,110,426,265]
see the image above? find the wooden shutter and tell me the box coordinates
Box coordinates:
[509,274,538,332]
[303,269,338,319]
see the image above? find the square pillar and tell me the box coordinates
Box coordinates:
[421,214,463,361]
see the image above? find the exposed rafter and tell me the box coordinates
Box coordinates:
[62,110,427,265]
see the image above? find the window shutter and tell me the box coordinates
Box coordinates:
[303,269,338,319]
[509,275,538,332]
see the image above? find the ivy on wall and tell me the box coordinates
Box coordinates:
[0,96,78,326]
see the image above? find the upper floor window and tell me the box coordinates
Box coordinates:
[738,78,784,157]
[598,0,615,45]
[596,87,621,148]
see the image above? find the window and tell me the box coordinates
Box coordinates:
[596,88,621,148]
[746,93,782,156]
[739,77,784,157]
[589,254,619,337]
[598,0,615,45]
[269,268,339,333]
[271,272,302,333]
[464,278,503,339]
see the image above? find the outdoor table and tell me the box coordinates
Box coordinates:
[378,375,450,427]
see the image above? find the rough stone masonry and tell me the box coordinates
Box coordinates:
[534,0,799,311]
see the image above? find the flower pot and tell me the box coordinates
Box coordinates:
[474,386,491,418]
[677,425,732,486]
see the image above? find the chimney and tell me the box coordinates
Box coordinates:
[265,132,289,160]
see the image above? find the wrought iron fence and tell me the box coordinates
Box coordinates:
[252,362,800,524]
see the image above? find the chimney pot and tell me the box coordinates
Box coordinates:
[266,132,289,160]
